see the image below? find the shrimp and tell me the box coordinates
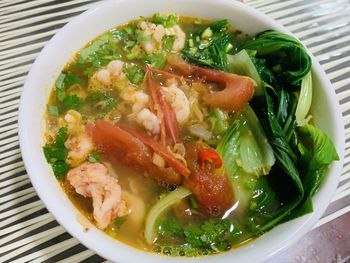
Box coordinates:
[170,25,186,51]
[161,82,190,124]
[67,162,128,229]
[65,132,94,167]
[138,21,186,53]
[139,22,165,54]
[120,87,150,116]
[89,60,125,89]
[136,108,160,134]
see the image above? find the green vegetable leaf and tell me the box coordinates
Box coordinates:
[216,119,242,178]
[122,63,145,85]
[182,19,233,71]
[295,72,313,126]
[239,106,275,176]
[239,30,311,87]
[227,50,264,95]
[287,124,339,219]
[208,108,229,135]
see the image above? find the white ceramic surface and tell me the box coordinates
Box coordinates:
[18,0,345,262]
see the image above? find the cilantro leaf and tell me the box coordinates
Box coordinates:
[61,95,81,111]
[43,126,70,180]
[156,217,243,254]
[122,63,145,85]
[141,53,166,69]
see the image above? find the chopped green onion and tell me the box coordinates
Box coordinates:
[47,105,59,116]
[201,27,213,39]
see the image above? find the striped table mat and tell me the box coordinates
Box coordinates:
[0,0,349,262]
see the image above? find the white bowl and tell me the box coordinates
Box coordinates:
[19,0,345,262]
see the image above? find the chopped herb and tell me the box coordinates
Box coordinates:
[85,91,116,115]
[88,151,100,163]
[124,25,137,36]
[151,13,179,28]
[162,35,176,52]
[194,18,202,25]
[189,195,198,209]
[61,95,80,111]
[122,63,145,85]
[141,53,166,69]
[182,19,233,71]
[47,105,59,116]
[65,72,83,86]
[55,73,66,101]
[43,126,70,180]
[126,45,142,60]
[156,217,243,253]
[79,35,109,63]
[137,34,152,43]
[114,216,127,228]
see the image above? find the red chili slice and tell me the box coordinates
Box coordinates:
[198,148,223,169]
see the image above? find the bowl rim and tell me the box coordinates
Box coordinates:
[18,0,345,262]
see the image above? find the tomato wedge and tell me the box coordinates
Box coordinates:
[167,55,256,112]
[119,125,190,177]
[87,120,182,185]
[184,141,235,216]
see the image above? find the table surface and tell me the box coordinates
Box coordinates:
[0,0,350,262]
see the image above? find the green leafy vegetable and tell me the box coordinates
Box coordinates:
[287,124,339,219]
[227,50,264,95]
[144,186,191,245]
[239,106,275,176]
[216,106,275,178]
[43,126,69,180]
[122,63,145,85]
[216,119,242,178]
[295,72,313,126]
[182,19,233,71]
[208,108,229,135]
[239,30,311,87]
